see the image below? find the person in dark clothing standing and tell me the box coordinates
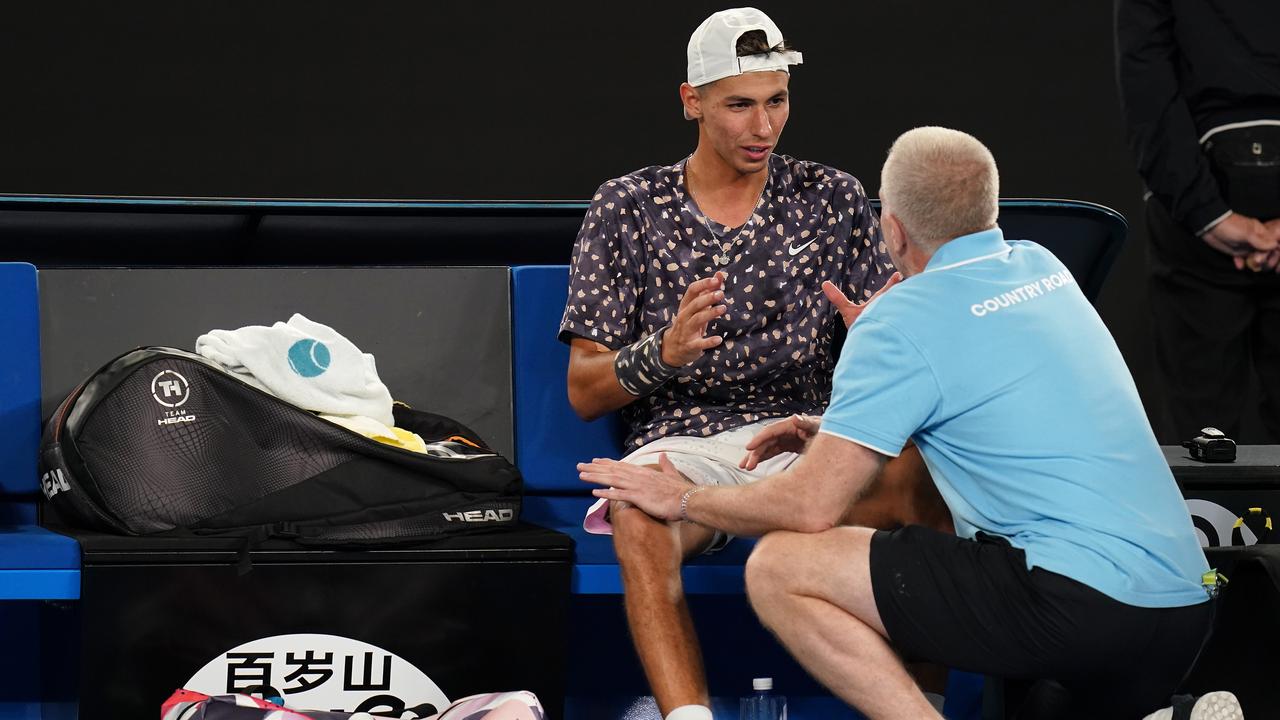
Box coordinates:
[1116,0,1280,443]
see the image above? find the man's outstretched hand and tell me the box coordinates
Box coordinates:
[578,453,691,522]
[823,272,902,328]
[740,414,822,470]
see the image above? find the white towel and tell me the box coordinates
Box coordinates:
[195,314,394,425]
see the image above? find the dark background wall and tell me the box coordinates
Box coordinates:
[0,1,1257,442]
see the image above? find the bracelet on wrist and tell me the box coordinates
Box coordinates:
[680,485,707,523]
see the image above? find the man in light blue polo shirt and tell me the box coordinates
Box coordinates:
[579,127,1234,719]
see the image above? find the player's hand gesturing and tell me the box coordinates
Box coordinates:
[661,272,728,366]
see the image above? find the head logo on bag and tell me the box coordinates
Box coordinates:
[41,468,71,499]
[152,370,191,407]
[442,508,515,523]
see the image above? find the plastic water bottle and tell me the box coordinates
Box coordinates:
[739,677,787,720]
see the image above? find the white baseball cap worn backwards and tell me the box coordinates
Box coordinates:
[686,7,803,88]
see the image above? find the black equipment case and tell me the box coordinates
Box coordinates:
[39,347,522,544]
[41,525,573,719]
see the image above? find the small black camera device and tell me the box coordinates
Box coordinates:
[1182,427,1237,463]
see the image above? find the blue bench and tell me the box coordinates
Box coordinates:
[0,262,80,602]
[512,264,757,595]
[0,263,79,719]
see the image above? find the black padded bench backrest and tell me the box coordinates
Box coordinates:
[989,199,1126,302]
[0,210,255,265]
[0,198,590,266]
[0,198,1124,292]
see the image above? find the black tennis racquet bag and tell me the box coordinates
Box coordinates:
[38,347,521,545]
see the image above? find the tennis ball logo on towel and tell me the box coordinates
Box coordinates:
[288,338,331,378]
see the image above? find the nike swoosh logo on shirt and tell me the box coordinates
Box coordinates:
[788,241,815,256]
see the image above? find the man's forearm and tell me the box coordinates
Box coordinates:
[681,473,820,537]
[566,343,640,420]
[682,434,885,537]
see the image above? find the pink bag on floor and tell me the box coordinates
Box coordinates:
[429,691,544,720]
[161,689,544,720]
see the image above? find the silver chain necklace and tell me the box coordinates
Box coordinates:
[683,158,768,267]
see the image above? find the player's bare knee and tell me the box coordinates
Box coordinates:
[610,500,654,537]
[612,503,679,564]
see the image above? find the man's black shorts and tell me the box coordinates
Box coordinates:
[870,525,1213,718]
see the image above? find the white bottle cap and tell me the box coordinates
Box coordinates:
[753,677,773,691]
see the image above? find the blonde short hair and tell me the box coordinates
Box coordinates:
[880,127,999,248]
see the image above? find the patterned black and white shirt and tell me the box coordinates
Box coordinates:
[559,154,893,450]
